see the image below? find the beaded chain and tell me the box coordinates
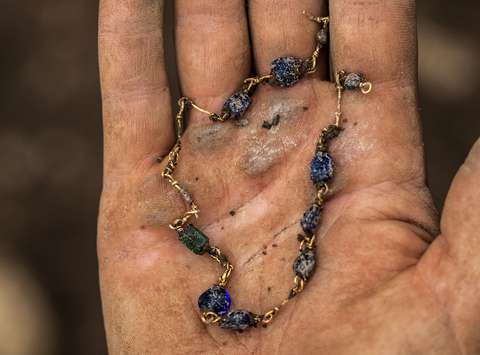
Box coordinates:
[161,13,372,332]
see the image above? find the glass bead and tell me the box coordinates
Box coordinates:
[344,73,364,90]
[293,249,316,281]
[178,224,209,255]
[310,151,334,183]
[300,205,321,234]
[223,91,251,119]
[270,56,304,87]
[219,310,255,331]
[198,285,232,316]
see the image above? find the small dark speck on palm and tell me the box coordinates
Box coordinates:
[262,114,281,129]
[229,210,235,216]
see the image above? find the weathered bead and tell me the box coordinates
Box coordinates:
[223,91,251,119]
[219,310,256,331]
[310,151,334,183]
[300,205,321,234]
[179,187,193,204]
[343,73,364,90]
[198,285,232,316]
[316,29,328,45]
[270,56,304,87]
[178,224,209,255]
[293,249,316,281]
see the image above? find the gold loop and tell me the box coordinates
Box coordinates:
[261,307,280,325]
[293,276,305,294]
[201,312,221,325]
[300,234,316,251]
[316,182,329,200]
[360,81,372,94]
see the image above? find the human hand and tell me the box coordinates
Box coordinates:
[98,1,480,354]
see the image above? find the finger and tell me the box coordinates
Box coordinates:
[330,0,417,85]
[249,0,329,78]
[418,138,480,349]
[175,0,251,113]
[326,1,424,192]
[99,0,173,173]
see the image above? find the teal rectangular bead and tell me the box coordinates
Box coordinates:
[178,224,210,255]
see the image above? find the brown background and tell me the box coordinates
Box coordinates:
[0,1,479,354]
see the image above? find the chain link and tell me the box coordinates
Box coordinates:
[208,246,234,287]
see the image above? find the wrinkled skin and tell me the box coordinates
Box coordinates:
[98,1,480,354]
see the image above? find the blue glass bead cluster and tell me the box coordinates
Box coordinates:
[310,151,334,183]
[223,91,252,119]
[270,56,304,87]
[198,286,257,331]
[198,285,232,316]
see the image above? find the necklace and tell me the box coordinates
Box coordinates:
[161,13,372,332]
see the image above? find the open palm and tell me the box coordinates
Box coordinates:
[98,1,480,354]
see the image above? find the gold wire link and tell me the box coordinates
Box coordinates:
[162,103,201,232]
[168,202,200,231]
[175,97,189,138]
[334,71,345,127]
[302,13,329,74]
[243,74,273,94]
[315,182,329,204]
[201,312,222,325]
[208,246,234,287]
[302,11,330,27]
[299,234,316,251]
[292,276,305,294]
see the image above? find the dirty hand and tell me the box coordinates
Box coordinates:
[98,1,480,354]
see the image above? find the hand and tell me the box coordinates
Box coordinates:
[98,1,480,354]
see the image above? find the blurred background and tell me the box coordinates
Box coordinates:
[0,1,478,354]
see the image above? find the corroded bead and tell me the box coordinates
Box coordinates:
[293,249,316,281]
[223,91,251,119]
[316,29,328,45]
[198,285,232,316]
[310,151,334,183]
[178,224,209,255]
[219,310,256,331]
[270,56,304,87]
[300,205,321,234]
[343,72,364,90]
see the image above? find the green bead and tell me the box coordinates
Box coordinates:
[179,224,210,255]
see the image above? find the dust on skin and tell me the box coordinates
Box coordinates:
[185,121,231,152]
[238,95,309,176]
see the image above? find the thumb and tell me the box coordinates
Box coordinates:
[418,137,480,353]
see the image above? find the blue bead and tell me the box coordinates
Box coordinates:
[198,285,232,316]
[223,91,251,119]
[300,205,321,234]
[270,56,303,87]
[343,72,364,90]
[219,310,255,331]
[293,249,316,281]
[310,152,334,183]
